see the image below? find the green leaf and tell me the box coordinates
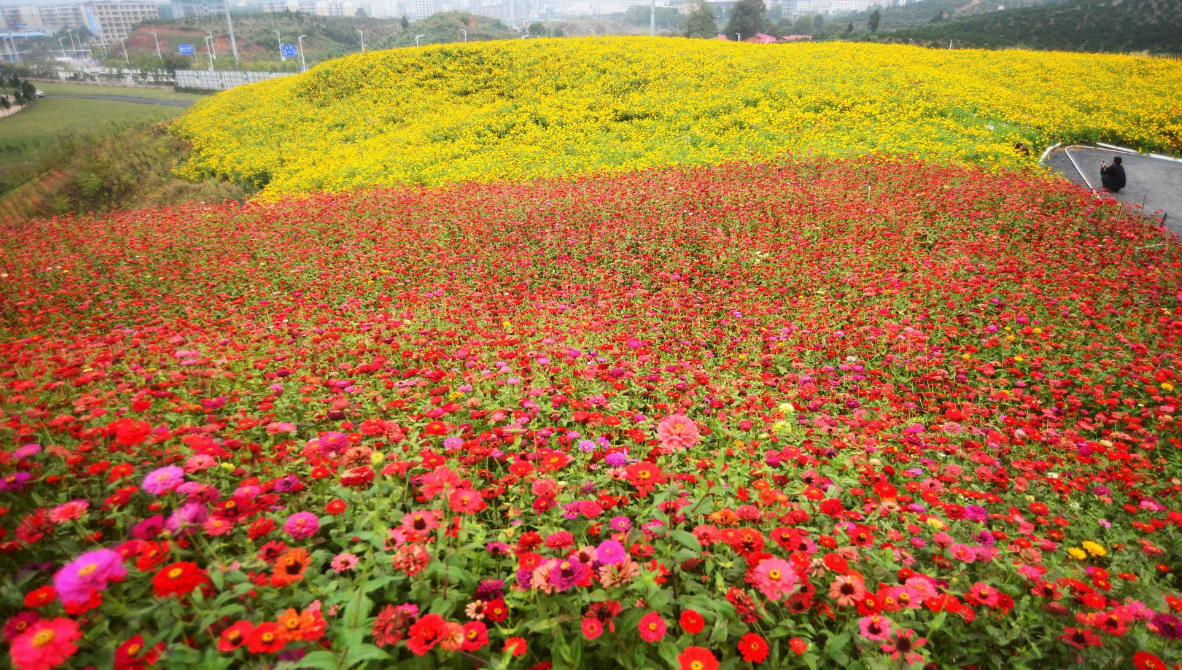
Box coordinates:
[670,529,702,552]
[344,644,391,666]
[286,650,342,669]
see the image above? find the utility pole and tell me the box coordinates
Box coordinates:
[205,30,216,59]
[355,28,364,51]
[150,31,161,60]
[118,37,128,64]
[59,37,69,58]
[297,33,306,70]
[274,30,284,60]
[0,0,18,64]
[649,0,655,36]
[223,0,238,61]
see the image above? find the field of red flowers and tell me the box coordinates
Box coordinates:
[1,157,1181,670]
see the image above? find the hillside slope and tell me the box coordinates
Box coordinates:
[840,0,1064,32]
[173,38,1182,198]
[886,0,1182,52]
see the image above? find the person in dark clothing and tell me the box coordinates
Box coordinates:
[1100,156,1126,192]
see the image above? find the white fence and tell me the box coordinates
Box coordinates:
[174,69,294,92]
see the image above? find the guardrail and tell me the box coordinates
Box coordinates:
[174,69,294,92]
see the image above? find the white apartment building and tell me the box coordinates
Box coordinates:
[83,1,160,40]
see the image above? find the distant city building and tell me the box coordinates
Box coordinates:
[83,1,160,40]
[171,0,226,18]
[1,5,46,31]
[33,3,88,31]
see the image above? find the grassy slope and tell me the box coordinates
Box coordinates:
[37,82,208,101]
[0,98,185,168]
[884,0,1182,52]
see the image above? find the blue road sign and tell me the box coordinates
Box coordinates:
[178,44,195,55]
[281,43,297,58]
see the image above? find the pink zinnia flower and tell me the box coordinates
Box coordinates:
[141,466,184,495]
[48,501,88,525]
[9,617,81,670]
[331,553,359,573]
[637,611,666,643]
[656,414,700,451]
[828,574,865,607]
[751,557,798,601]
[53,548,127,605]
[284,512,320,540]
[881,628,927,665]
[859,615,892,641]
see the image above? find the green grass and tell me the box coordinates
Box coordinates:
[37,81,209,102]
[0,98,187,167]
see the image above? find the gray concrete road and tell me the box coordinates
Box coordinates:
[1046,145,1182,236]
[51,94,193,107]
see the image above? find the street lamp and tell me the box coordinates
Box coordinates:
[58,37,69,58]
[274,30,283,61]
[414,33,424,47]
[735,32,741,41]
[118,37,128,64]
[458,28,467,42]
[150,31,161,60]
[355,29,364,51]
[296,34,306,70]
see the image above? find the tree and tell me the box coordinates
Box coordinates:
[400,15,410,29]
[846,21,853,33]
[0,96,9,110]
[684,1,719,37]
[868,8,881,32]
[355,7,367,16]
[813,14,824,32]
[528,21,545,36]
[725,0,768,40]
[929,10,945,22]
[791,15,813,34]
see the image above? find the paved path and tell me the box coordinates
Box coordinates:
[50,94,193,107]
[1047,145,1182,236]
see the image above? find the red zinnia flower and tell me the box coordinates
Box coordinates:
[738,632,769,663]
[406,613,445,656]
[218,621,253,652]
[1133,651,1167,670]
[151,561,207,598]
[461,621,488,652]
[247,622,285,654]
[675,646,719,670]
[504,636,527,657]
[680,609,705,635]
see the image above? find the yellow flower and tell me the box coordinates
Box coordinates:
[1067,547,1087,560]
[1081,541,1107,558]
[927,518,944,530]
[1163,382,1175,391]
[174,39,1182,200]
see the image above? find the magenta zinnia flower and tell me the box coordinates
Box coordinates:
[141,466,185,495]
[547,559,587,592]
[284,512,320,539]
[596,540,626,565]
[656,414,700,451]
[53,548,127,606]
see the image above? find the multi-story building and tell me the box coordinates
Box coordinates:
[1,5,45,31]
[171,0,226,18]
[36,3,89,31]
[83,1,160,41]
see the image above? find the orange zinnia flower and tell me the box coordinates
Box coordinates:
[270,548,311,587]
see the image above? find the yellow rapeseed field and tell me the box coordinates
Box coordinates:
[174,37,1182,198]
